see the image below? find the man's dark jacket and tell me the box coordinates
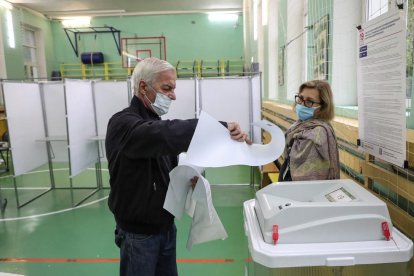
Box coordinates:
[105,96,198,234]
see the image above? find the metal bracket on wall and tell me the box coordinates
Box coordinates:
[63,26,121,57]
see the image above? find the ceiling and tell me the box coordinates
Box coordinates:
[8,0,243,19]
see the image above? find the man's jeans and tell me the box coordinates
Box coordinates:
[115,224,178,276]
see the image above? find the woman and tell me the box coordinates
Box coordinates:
[278,80,340,181]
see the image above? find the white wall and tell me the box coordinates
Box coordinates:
[286,0,305,100]
[257,0,264,73]
[332,0,362,106]
[267,0,278,99]
[243,0,252,71]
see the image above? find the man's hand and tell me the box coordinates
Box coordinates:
[190,176,198,190]
[227,122,252,145]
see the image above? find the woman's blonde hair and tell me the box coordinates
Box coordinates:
[297,80,335,121]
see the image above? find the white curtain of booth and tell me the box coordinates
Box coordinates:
[162,79,197,120]
[41,82,68,162]
[163,77,260,143]
[162,75,261,143]
[93,80,130,159]
[64,79,99,177]
[3,82,48,176]
[251,74,262,143]
[3,76,261,177]
[94,81,129,136]
[199,77,253,140]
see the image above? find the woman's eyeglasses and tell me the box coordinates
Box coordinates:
[295,94,321,108]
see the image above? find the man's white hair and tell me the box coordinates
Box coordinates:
[130,57,175,96]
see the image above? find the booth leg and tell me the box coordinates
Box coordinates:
[0,188,7,213]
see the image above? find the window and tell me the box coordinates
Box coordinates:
[366,0,389,21]
[22,26,42,79]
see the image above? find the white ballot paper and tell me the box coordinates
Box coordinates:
[183,111,285,167]
[164,111,285,250]
[164,164,227,250]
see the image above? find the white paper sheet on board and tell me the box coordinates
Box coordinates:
[183,111,285,167]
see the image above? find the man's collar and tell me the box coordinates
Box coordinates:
[130,95,159,119]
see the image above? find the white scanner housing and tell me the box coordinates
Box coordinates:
[255,179,392,244]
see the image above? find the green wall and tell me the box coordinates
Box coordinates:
[1,7,55,79]
[277,0,287,101]
[1,9,243,79]
[51,13,244,67]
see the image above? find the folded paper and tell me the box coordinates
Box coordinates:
[164,111,285,249]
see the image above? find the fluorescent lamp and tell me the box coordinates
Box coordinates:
[0,0,12,10]
[73,9,125,14]
[6,10,14,48]
[208,13,238,22]
[62,17,91,28]
[48,9,125,19]
[253,3,258,40]
[60,9,125,15]
[262,0,268,26]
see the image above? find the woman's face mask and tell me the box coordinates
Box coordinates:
[145,86,172,116]
[295,103,319,121]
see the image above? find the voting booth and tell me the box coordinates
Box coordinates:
[244,179,413,275]
[0,74,261,208]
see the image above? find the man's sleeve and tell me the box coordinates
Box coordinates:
[119,117,199,159]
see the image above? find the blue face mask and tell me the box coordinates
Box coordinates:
[295,104,319,121]
[151,92,171,116]
[145,85,172,116]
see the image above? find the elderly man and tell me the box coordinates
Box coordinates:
[105,57,251,276]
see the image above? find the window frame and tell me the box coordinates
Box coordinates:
[21,24,46,80]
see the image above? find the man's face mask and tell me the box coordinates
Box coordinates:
[145,85,172,116]
[295,103,319,121]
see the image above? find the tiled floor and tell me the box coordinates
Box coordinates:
[0,164,258,276]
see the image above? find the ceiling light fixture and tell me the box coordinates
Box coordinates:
[67,9,126,14]
[62,17,91,28]
[49,9,125,18]
[208,13,238,22]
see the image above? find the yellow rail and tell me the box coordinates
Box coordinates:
[60,62,130,80]
[60,59,245,80]
[175,59,245,78]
